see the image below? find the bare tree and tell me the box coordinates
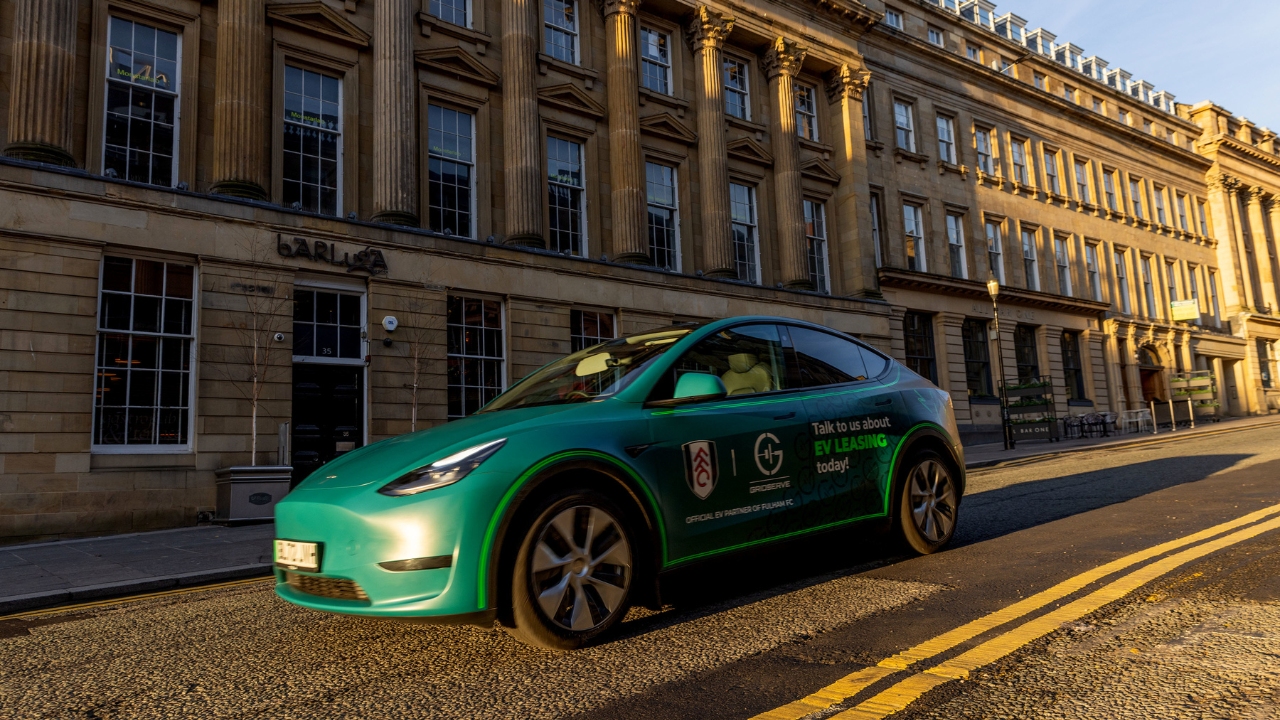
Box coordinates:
[399,293,436,433]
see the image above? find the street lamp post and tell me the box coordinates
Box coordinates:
[988,278,1012,450]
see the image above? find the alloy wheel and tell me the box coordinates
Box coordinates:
[908,459,957,543]
[530,505,632,632]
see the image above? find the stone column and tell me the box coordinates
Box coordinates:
[825,62,874,297]
[502,0,544,246]
[4,0,78,166]
[763,37,810,290]
[1267,196,1280,311]
[372,0,419,227]
[687,6,735,278]
[1246,187,1278,312]
[603,0,649,264]
[1214,175,1255,311]
[211,0,268,199]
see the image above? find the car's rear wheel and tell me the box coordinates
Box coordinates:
[508,490,634,650]
[897,449,959,554]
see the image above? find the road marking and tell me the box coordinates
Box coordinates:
[830,513,1280,720]
[752,501,1280,720]
[0,576,274,622]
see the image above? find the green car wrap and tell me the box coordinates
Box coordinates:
[274,316,964,625]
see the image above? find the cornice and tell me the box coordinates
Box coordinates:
[1199,134,1280,171]
[877,268,1112,315]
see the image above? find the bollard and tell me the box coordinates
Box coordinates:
[1169,397,1176,432]
[1188,398,1195,429]
[1150,400,1158,434]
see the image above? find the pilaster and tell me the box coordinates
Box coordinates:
[1246,187,1278,312]
[825,62,874,297]
[212,0,268,199]
[502,0,545,246]
[372,0,419,227]
[603,0,649,264]
[763,37,810,290]
[687,6,735,278]
[4,0,78,166]
[1206,172,1248,313]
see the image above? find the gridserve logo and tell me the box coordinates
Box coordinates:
[682,441,718,500]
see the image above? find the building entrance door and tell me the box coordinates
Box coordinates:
[291,286,366,484]
[1138,346,1164,403]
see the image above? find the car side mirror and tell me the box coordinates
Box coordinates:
[673,373,728,401]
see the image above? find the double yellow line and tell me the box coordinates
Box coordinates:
[0,576,273,622]
[754,502,1280,720]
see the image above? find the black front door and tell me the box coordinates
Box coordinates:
[291,364,364,484]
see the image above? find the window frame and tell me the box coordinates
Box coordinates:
[1141,254,1157,317]
[425,102,478,239]
[946,211,967,279]
[546,134,588,257]
[644,159,681,271]
[569,308,617,353]
[1085,243,1102,301]
[903,202,927,273]
[428,0,471,29]
[870,191,884,269]
[280,63,344,217]
[639,24,672,96]
[961,318,995,399]
[974,125,995,175]
[936,114,957,164]
[1010,136,1030,185]
[1055,234,1072,296]
[1129,176,1146,219]
[1114,249,1132,314]
[1073,158,1092,203]
[902,312,938,385]
[893,99,917,152]
[985,217,1005,283]
[884,8,904,29]
[291,283,368,366]
[1020,224,1040,291]
[723,54,752,121]
[804,198,831,293]
[730,181,761,284]
[1042,147,1061,195]
[927,26,945,46]
[543,0,580,65]
[100,15,184,188]
[446,294,507,419]
[1061,331,1087,401]
[795,83,820,141]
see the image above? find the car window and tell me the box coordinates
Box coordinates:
[655,324,789,399]
[860,344,889,378]
[788,326,879,387]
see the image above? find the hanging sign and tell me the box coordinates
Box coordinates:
[1170,299,1201,322]
[276,234,389,276]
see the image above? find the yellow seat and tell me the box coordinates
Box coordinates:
[721,353,773,395]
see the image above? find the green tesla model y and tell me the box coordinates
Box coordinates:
[274,316,965,649]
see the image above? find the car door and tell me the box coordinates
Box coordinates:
[787,325,898,523]
[636,323,812,563]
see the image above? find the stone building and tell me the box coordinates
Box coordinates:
[0,0,1275,540]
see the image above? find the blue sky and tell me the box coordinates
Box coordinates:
[999,0,1280,130]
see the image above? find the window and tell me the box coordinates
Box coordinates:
[975,127,994,174]
[937,115,956,164]
[283,66,342,216]
[1100,169,1118,211]
[1197,199,1209,235]
[884,9,903,29]
[426,104,475,238]
[903,312,938,384]
[544,0,578,64]
[946,212,966,279]
[863,84,875,140]
[665,324,789,397]
[790,326,887,386]
[1150,186,1167,225]
[429,0,468,27]
[870,192,884,268]
[1021,226,1039,291]
[1176,193,1189,231]
[723,57,750,119]
[961,319,994,398]
[1055,236,1072,296]
[1131,175,1152,215]
[1063,85,1076,103]
[1010,138,1028,185]
[94,256,194,447]
[640,27,671,94]
[730,182,759,284]
[293,288,362,361]
[447,296,504,418]
[570,309,615,353]
[1033,72,1045,90]
[1014,325,1040,385]
[1141,256,1156,317]
[547,137,586,256]
[903,203,926,272]
[967,45,981,62]
[893,100,916,152]
[1074,159,1091,203]
[645,162,679,270]
[1092,97,1103,113]
[1043,149,1060,194]
[104,17,181,186]
[1166,261,1179,302]
[804,199,830,293]
[986,219,1004,283]
[1189,265,1201,319]
[1119,109,1130,126]
[1114,251,1131,314]
[1209,270,1221,325]
[928,27,944,46]
[1086,244,1102,301]
[795,84,819,141]
[1260,339,1275,389]
[1061,331,1086,401]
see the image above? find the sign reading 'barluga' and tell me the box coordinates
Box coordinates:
[277,234,390,276]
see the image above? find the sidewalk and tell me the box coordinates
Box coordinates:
[963,413,1280,469]
[0,523,274,615]
[3,415,1278,616]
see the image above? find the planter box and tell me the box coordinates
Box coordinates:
[1010,421,1059,441]
[1187,378,1213,388]
[1188,388,1215,397]
[1169,380,1189,389]
[1008,401,1052,414]
[216,465,292,523]
[1006,385,1052,399]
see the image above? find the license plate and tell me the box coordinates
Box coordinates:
[275,539,320,572]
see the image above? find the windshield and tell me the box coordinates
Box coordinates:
[480,326,698,412]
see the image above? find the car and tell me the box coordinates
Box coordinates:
[274,316,965,649]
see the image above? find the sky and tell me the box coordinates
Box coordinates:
[997,0,1280,129]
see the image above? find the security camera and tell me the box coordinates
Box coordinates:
[382,316,399,332]
[273,332,285,342]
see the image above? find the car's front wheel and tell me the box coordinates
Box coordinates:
[508,491,634,650]
[897,449,960,554]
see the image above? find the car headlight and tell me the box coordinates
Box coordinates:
[378,439,507,497]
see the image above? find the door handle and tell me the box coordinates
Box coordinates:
[875,399,893,406]
[773,411,796,420]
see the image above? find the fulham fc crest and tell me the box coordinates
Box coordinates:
[682,441,718,500]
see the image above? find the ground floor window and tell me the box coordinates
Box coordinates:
[94,256,195,448]
[570,309,615,352]
[447,295,504,418]
[293,289,362,361]
[1014,324,1040,385]
[962,318,994,399]
[902,312,937,384]
[1260,338,1274,389]
[1062,331,1086,400]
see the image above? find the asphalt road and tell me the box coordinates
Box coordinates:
[2,425,1279,720]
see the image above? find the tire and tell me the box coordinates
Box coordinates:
[508,489,634,650]
[896,449,960,554]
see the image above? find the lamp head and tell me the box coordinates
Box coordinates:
[987,278,1000,298]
